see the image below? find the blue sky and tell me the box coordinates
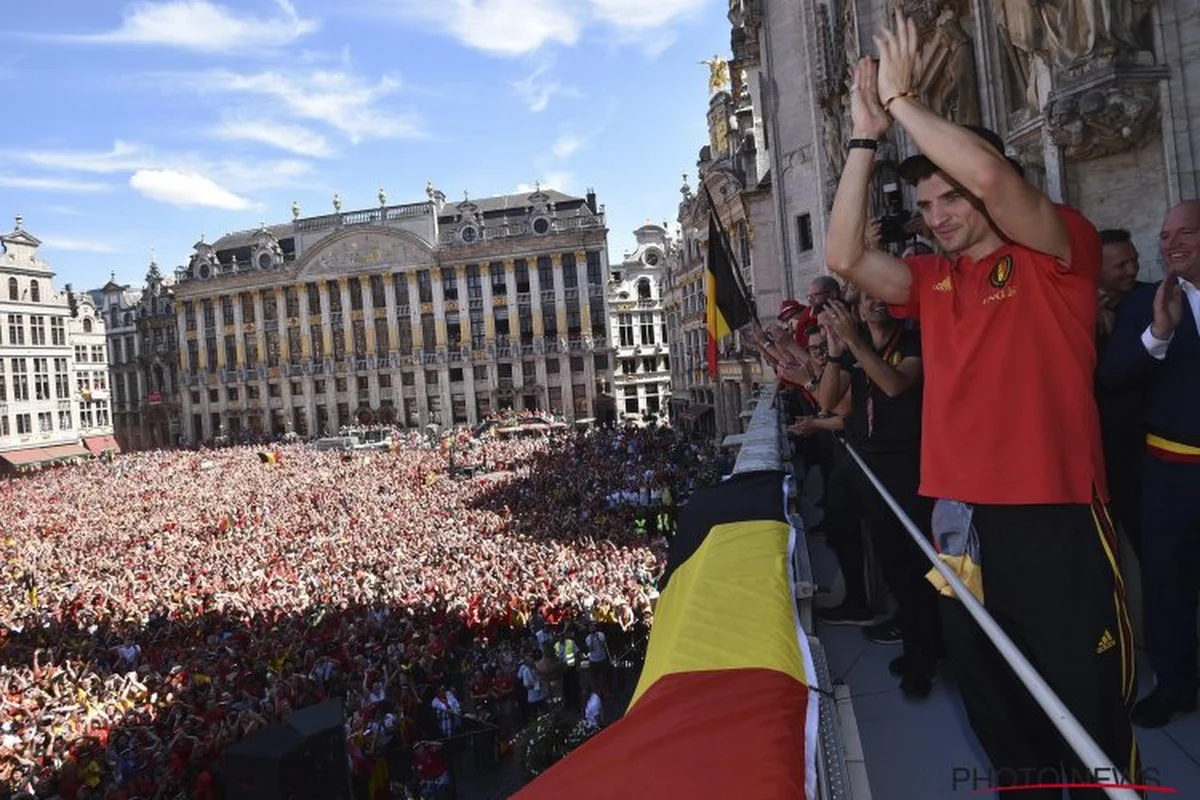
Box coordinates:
[0,0,729,291]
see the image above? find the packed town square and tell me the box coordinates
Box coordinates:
[0,423,709,798]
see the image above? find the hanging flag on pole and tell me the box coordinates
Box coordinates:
[703,190,755,378]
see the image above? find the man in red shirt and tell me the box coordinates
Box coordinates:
[824,13,1136,795]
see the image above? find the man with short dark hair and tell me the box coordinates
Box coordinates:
[1098,228,1143,342]
[823,12,1137,793]
[1096,228,1149,559]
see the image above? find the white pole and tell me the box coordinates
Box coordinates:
[839,442,1140,800]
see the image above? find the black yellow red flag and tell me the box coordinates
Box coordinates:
[705,212,754,378]
[515,470,818,800]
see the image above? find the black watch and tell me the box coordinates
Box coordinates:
[847,138,878,151]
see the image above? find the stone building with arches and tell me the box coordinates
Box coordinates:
[0,217,116,470]
[169,185,614,443]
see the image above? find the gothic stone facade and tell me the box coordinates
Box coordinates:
[728,0,1198,293]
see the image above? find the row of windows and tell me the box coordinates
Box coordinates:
[615,313,667,348]
[187,355,611,405]
[618,356,670,375]
[182,255,606,331]
[190,383,595,438]
[2,315,68,347]
[183,303,607,373]
[6,277,41,303]
[0,402,108,437]
[72,345,108,364]
[0,410,70,437]
[0,357,76,402]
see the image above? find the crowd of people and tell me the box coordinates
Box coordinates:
[0,424,703,798]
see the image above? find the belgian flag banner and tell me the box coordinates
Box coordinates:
[516,470,818,800]
[705,212,755,379]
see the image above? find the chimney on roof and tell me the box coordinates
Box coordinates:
[586,188,597,214]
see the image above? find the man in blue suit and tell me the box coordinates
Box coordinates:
[1099,200,1200,728]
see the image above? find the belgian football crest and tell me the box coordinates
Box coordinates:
[989,255,1015,288]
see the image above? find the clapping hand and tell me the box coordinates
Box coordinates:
[849,58,891,140]
[788,417,818,438]
[1151,271,1184,341]
[820,300,860,348]
[873,11,921,112]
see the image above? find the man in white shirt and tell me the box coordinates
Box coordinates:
[584,625,612,695]
[517,651,545,721]
[584,686,605,728]
[431,685,461,738]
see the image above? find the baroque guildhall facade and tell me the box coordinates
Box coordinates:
[171,185,615,444]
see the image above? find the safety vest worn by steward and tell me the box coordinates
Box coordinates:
[556,638,579,667]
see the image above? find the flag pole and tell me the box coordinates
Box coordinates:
[701,181,759,327]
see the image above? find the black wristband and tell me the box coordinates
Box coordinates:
[832,352,856,368]
[847,138,878,151]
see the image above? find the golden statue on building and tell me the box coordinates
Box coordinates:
[700,54,731,95]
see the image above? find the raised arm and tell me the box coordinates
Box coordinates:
[876,12,1070,264]
[826,58,913,304]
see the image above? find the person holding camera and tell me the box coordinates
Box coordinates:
[824,11,1137,792]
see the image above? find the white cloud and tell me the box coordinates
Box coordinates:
[0,175,111,193]
[511,61,580,112]
[213,118,335,158]
[175,69,423,143]
[516,171,573,194]
[206,159,312,192]
[129,169,253,210]
[20,140,148,174]
[14,140,311,194]
[383,0,580,56]
[65,0,317,54]
[369,0,705,56]
[584,0,709,31]
[39,236,130,254]
[551,134,585,160]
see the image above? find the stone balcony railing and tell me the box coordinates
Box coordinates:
[727,383,856,800]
